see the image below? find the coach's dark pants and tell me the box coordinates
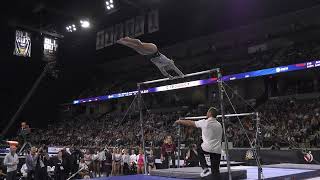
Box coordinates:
[197,144,221,179]
[7,170,17,180]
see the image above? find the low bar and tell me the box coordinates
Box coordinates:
[183,112,256,120]
[139,68,219,85]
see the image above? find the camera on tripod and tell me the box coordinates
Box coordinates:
[18,122,32,155]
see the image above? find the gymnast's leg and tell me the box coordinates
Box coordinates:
[118,37,184,79]
[117,37,158,55]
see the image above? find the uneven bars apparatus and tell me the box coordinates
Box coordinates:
[137,68,220,175]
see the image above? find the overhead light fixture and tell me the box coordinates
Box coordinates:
[105,0,115,11]
[66,25,71,32]
[66,24,77,32]
[80,20,90,28]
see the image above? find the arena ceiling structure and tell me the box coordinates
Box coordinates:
[3,0,320,64]
[1,0,320,136]
[5,0,320,60]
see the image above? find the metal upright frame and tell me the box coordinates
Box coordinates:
[184,112,262,180]
[177,124,181,168]
[255,112,262,180]
[216,69,232,180]
[137,83,148,174]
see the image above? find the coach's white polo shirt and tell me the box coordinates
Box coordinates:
[195,117,222,154]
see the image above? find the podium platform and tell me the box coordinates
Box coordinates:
[150,167,247,179]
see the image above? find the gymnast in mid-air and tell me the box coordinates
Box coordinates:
[117,37,184,79]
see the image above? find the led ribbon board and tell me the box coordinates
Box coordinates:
[73,60,320,104]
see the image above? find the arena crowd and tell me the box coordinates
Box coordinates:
[2,15,320,180]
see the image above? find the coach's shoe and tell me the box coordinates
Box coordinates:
[200,168,211,177]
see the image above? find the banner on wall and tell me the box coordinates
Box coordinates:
[43,37,58,62]
[135,15,145,37]
[148,9,159,33]
[114,23,124,42]
[125,18,135,37]
[104,27,114,47]
[96,10,157,50]
[96,30,105,50]
[13,30,31,57]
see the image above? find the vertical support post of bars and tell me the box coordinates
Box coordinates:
[256,112,262,180]
[217,68,232,180]
[137,83,148,175]
[177,124,181,168]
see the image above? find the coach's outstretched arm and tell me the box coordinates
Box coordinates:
[175,119,197,128]
[117,37,158,55]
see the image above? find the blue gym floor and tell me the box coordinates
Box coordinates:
[86,175,186,180]
[233,166,316,179]
[87,166,320,180]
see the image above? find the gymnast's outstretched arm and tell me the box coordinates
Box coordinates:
[159,67,174,79]
[117,37,158,55]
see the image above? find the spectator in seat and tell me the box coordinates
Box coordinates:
[97,147,106,177]
[54,151,67,180]
[103,148,112,177]
[21,163,28,179]
[137,149,145,174]
[112,148,122,176]
[35,147,49,180]
[121,149,130,175]
[26,146,37,180]
[185,144,199,167]
[79,158,90,179]
[147,149,156,174]
[129,149,137,174]
[3,146,19,180]
[161,135,176,168]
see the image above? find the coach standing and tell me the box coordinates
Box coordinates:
[3,146,19,180]
[175,107,222,178]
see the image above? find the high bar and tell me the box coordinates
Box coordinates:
[182,112,256,120]
[138,68,220,85]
